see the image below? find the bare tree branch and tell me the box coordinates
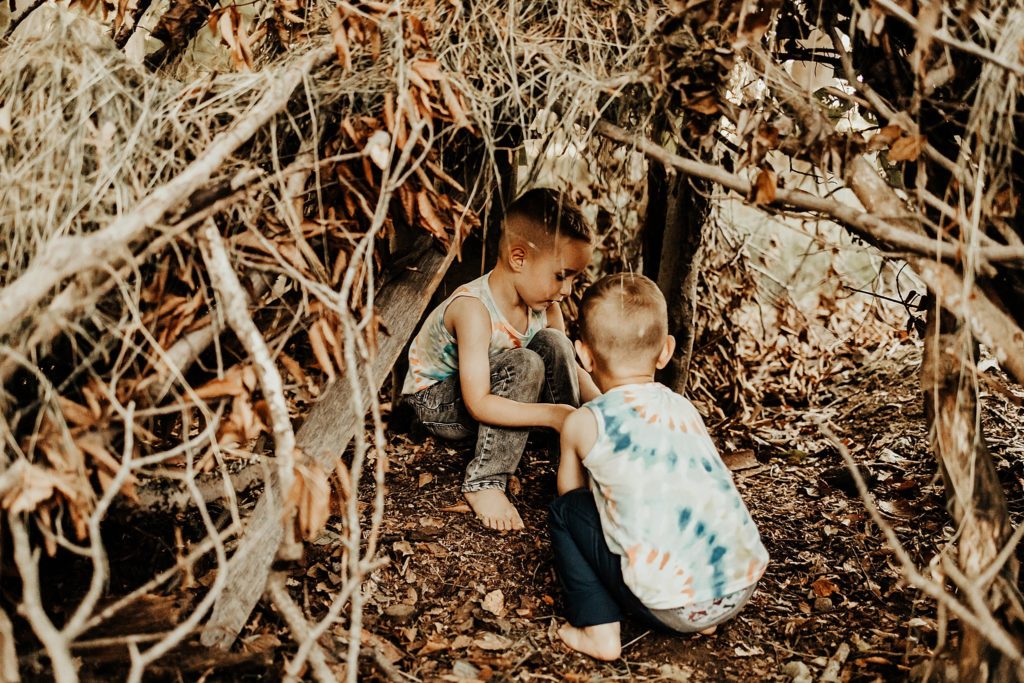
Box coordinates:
[0,45,334,340]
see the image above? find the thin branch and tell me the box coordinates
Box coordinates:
[0,44,334,340]
[592,120,1024,265]
[268,574,337,683]
[200,218,296,531]
[873,0,1024,76]
[817,424,1024,669]
[9,513,77,683]
[0,605,19,683]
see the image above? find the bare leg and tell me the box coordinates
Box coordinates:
[557,621,621,661]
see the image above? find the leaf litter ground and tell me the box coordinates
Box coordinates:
[299,339,1024,682]
[20,338,1024,681]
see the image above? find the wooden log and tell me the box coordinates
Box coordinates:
[200,237,457,649]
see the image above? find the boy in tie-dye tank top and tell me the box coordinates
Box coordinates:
[403,189,600,531]
[551,273,768,660]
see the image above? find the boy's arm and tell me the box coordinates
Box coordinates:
[450,298,573,430]
[545,303,601,403]
[557,408,598,495]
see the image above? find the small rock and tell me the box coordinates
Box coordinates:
[451,660,480,679]
[814,597,834,613]
[781,660,812,683]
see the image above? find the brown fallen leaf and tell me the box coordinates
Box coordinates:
[722,449,759,471]
[418,472,434,488]
[811,577,840,598]
[472,632,512,651]
[481,589,504,616]
[888,134,926,162]
[417,637,449,655]
[440,502,472,514]
[752,167,777,205]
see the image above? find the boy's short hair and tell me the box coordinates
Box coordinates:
[502,187,592,248]
[579,273,667,368]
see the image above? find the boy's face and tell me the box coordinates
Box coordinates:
[515,235,592,312]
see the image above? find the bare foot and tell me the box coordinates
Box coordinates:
[464,489,524,531]
[557,621,621,661]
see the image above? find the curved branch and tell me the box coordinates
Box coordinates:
[593,119,1024,265]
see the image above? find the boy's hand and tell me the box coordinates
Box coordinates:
[548,404,577,432]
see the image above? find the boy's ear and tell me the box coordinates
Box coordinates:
[655,335,676,370]
[507,243,528,273]
[574,339,595,373]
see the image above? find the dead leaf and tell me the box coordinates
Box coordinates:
[289,457,331,540]
[722,449,759,471]
[418,472,434,488]
[888,135,925,162]
[733,644,764,657]
[440,502,472,514]
[365,130,391,170]
[451,634,474,649]
[472,632,512,651]
[867,124,904,151]
[685,93,720,115]
[752,168,777,205]
[811,577,840,597]
[418,637,449,655]
[481,589,504,616]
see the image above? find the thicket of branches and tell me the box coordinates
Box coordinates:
[1,0,1023,680]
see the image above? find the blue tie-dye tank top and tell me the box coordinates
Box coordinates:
[582,383,768,609]
[402,272,547,394]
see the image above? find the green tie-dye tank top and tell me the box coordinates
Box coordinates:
[402,272,547,395]
[582,383,769,609]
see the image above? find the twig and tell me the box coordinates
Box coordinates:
[0,605,19,683]
[9,513,77,682]
[819,641,850,683]
[817,423,1024,668]
[0,44,335,339]
[268,574,336,683]
[873,0,1024,76]
[592,120,1024,265]
[200,218,297,545]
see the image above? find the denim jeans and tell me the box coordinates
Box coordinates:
[404,328,579,492]
[550,488,757,632]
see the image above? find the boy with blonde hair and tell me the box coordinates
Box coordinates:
[403,188,600,531]
[551,273,768,660]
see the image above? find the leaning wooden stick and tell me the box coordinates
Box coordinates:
[200,236,457,649]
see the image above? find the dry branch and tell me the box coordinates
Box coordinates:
[0,606,19,683]
[200,218,297,538]
[0,44,333,340]
[201,236,457,649]
[267,574,336,683]
[593,120,1024,265]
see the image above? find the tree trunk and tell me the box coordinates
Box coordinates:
[922,305,1021,681]
[644,160,708,394]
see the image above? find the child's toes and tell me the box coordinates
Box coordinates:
[510,509,525,530]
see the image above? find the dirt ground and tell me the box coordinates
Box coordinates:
[310,338,1024,682]
[16,337,1024,681]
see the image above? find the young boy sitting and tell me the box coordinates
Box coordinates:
[402,188,600,531]
[551,273,768,660]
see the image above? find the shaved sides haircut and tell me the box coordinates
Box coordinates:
[501,187,592,250]
[579,273,667,368]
